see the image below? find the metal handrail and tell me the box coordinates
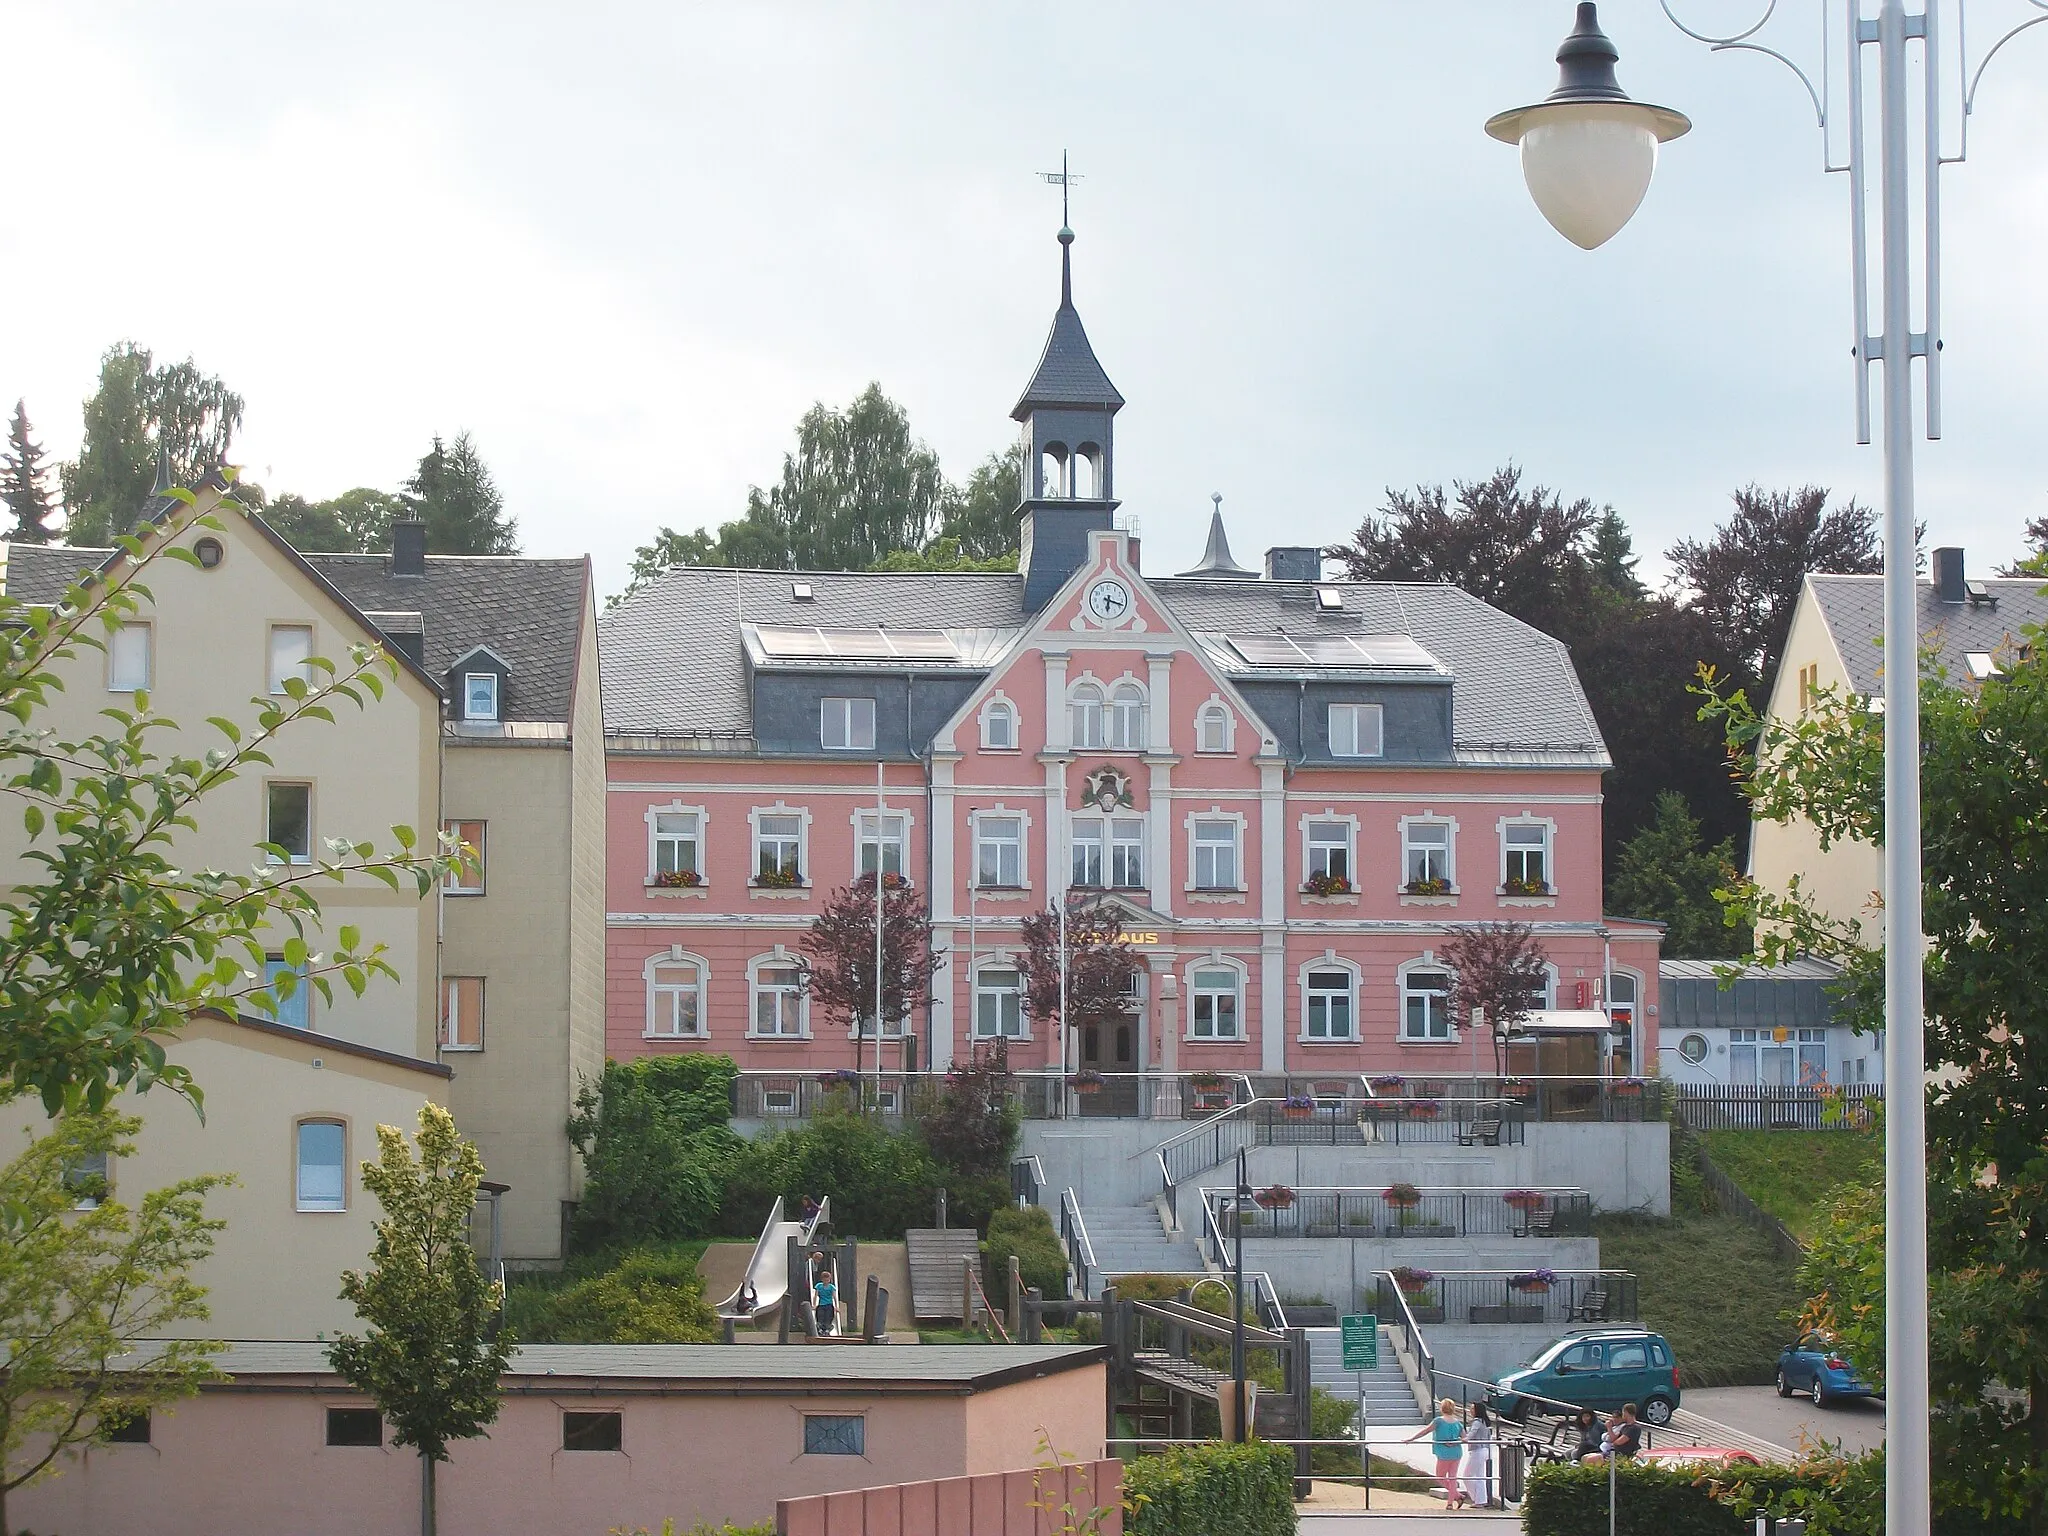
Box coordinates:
[1010,1154,1047,1209]
[1205,1183,1590,1196]
[1059,1187,1097,1299]
[1381,1267,1436,1406]
[1249,1271,1290,1333]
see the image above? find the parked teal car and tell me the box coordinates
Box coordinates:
[1491,1327,1682,1426]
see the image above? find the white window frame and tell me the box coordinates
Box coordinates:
[1194,698,1234,755]
[749,804,810,887]
[295,1119,348,1213]
[463,672,500,722]
[1328,702,1384,759]
[1300,957,1359,1043]
[1069,681,1106,750]
[1398,814,1457,890]
[821,695,877,752]
[1301,813,1359,889]
[440,975,485,1051]
[442,818,486,894]
[646,801,707,882]
[1105,680,1147,750]
[853,808,911,878]
[1186,958,1246,1041]
[1108,816,1145,889]
[268,624,312,695]
[1397,957,1455,1044]
[1187,812,1244,892]
[970,806,1030,890]
[108,621,152,692]
[260,954,312,1032]
[1070,817,1106,888]
[645,947,710,1039]
[972,963,1027,1040]
[979,693,1019,751]
[748,952,810,1039]
[1499,815,1557,895]
[266,781,314,866]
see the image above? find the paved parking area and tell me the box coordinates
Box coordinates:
[1679,1385,1885,1457]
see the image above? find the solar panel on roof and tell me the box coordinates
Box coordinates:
[1225,633,1439,670]
[876,631,959,659]
[752,626,963,662]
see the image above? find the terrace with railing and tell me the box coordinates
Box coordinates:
[1372,1267,1638,1329]
[1199,1185,1593,1255]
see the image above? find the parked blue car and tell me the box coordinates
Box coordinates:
[1776,1334,1876,1406]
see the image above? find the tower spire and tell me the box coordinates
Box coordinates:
[1037,151,1084,310]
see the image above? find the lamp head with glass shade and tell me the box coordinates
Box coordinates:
[1486,3,1690,250]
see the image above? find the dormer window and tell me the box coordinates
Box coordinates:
[464,673,499,721]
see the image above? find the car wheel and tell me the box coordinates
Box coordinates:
[1810,1378,1826,1408]
[1776,1369,1793,1399]
[1642,1396,1675,1426]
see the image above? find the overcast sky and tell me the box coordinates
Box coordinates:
[3,1,2043,599]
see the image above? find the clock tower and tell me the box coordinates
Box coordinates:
[1013,222,1124,613]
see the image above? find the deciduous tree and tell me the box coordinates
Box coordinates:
[331,1104,514,1536]
[258,487,407,553]
[405,431,517,555]
[797,872,941,1071]
[933,443,1026,562]
[0,489,455,1113]
[60,344,243,545]
[1702,633,2048,1531]
[1019,896,1138,1065]
[0,1114,228,1535]
[1437,922,1550,1075]
[1667,484,1880,697]
[1,401,57,544]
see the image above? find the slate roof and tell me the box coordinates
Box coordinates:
[1,531,591,726]
[1808,573,2048,696]
[601,564,1610,767]
[307,553,590,726]
[172,1340,1104,1389]
[1012,262,1124,418]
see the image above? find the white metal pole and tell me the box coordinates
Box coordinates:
[1873,3,1931,1529]
[874,760,886,1105]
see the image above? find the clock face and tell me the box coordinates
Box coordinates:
[1086,579,1132,622]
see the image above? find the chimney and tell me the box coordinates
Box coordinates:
[1264,546,1322,582]
[1932,546,1965,604]
[392,520,428,577]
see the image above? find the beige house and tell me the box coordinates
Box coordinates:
[0,1011,450,1339]
[4,495,605,1272]
[1754,547,2048,951]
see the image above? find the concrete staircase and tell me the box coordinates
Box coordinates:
[1081,1201,1204,1290]
[1305,1325,1424,1426]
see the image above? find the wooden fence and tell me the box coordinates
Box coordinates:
[1695,1147,1806,1264]
[1672,1082,1883,1132]
[778,1459,1122,1536]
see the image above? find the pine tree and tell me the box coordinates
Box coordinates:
[403,431,518,555]
[1,401,57,544]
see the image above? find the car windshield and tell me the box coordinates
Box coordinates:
[1521,1341,1567,1369]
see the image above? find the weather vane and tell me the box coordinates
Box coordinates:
[1037,152,1082,228]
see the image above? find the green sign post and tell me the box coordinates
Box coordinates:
[1341,1313,1379,1371]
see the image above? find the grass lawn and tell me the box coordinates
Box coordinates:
[1595,1209,1806,1387]
[1698,1129,1881,1241]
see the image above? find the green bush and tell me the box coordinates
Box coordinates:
[505,1246,720,1344]
[1124,1442,1294,1536]
[1523,1457,1888,1536]
[984,1205,1067,1306]
[568,1057,741,1252]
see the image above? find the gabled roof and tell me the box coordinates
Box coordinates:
[303,552,589,725]
[1807,573,2048,697]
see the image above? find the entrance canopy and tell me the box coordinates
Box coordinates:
[1506,1009,1621,1035]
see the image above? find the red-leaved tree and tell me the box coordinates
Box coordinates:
[798,872,940,1069]
[1438,922,1551,1075]
[1019,896,1138,1069]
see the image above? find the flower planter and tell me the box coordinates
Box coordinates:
[1193,1092,1232,1112]
[1469,1305,1546,1325]
[1283,1107,1314,1121]
[1306,1222,1339,1239]
[1388,1223,1455,1240]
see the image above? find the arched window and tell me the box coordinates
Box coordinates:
[1072,445,1101,499]
[645,949,709,1039]
[749,955,808,1039]
[981,698,1017,751]
[973,965,1025,1039]
[295,1119,348,1212]
[1106,682,1146,750]
[1301,962,1359,1042]
[1070,683,1105,749]
[1188,962,1244,1041]
[1041,444,1069,498]
[1195,702,1232,754]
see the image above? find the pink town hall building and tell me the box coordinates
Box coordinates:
[599,228,1660,1104]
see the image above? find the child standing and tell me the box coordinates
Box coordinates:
[814,1270,838,1336]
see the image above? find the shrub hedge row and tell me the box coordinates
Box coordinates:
[983,1205,1067,1307]
[1523,1458,1887,1536]
[1123,1442,1294,1536]
[504,1246,720,1345]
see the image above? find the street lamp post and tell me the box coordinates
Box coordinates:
[1489,6,2044,1530]
[1232,1146,1250,1444]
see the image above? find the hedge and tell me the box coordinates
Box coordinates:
[1523,1459,1885,1536]
[504,1246,720,1344]
[1124,1442,1293,1536]
[984,1205,1066,1307]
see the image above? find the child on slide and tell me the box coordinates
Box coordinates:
[814,1271,838,1336]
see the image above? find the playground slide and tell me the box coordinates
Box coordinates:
[716,1196,831,1320]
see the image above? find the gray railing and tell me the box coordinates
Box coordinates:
[1372,1268,1638,1328]
[1383,1270,1438,1406]
[1673,1081,1881,1131]
[1211,1186,1594,1240]
[1011,1154,1047,1211]
[1059,1187,1098,1299]
[1153,1099,1261,1227]
[1258,1096,1532,1146]
[1249,1271,1290,1332]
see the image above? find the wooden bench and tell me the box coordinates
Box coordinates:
[1456,1107,1504,1147]
[1570,1286,1610,1323]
